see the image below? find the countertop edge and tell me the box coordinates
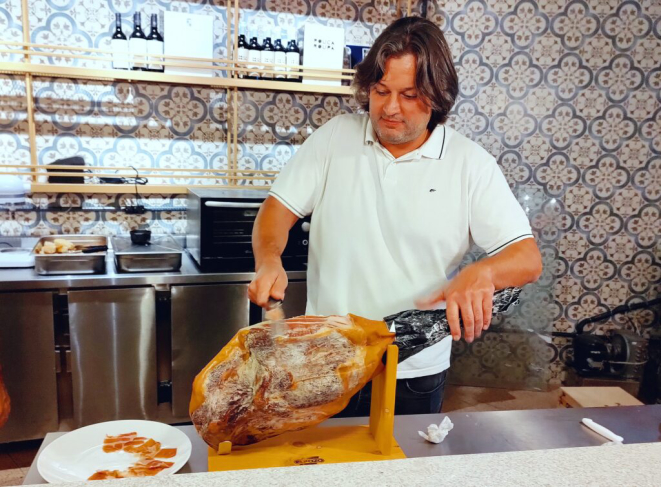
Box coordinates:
[0,252,307,290]
[27,442,661,487]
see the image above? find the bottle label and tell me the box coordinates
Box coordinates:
[274,51,286,79]
[260,50,274,79]
[237,47,248,78]
[111,39,129,70]
[130,38,147,68]
[147,40,164,71]
[248,50,261,78]
[286,52,300,80]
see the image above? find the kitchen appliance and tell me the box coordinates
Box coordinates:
[31,235,107,275]
[572,331,646,379]
[112,234,183,273]
[187,189,309,273]
[46,156,86,184]
[565,297,660,380]
[0,247,34,268]
[0,175,31,205]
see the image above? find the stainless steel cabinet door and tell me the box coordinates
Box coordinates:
[0,292,58,442]
[68,288,157,426]
[171,283,250,417]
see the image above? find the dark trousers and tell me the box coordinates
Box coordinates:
[334,370,448,417]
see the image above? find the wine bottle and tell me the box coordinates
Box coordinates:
[236,20,248,79]
[273,28,286,80]
[111,13,129,70]
[146,13,164,72]
[260,27,274,80]
[247,27,262,80]
[130,12,147,70]
[285,27,301,82]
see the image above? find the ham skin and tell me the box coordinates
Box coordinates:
[190,314,394,448]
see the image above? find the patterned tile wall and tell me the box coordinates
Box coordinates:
[0,0,659,389]
[430,0,661,387]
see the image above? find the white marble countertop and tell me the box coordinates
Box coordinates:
[26,442,661,487]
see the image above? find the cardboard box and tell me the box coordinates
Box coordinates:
[302,24,345,86]
[164,12,213,77]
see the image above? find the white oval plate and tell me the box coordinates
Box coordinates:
[37,420,192,483]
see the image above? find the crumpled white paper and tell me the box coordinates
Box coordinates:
[418,416,453,444]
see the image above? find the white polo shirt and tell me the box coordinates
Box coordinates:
[270,114,533,379]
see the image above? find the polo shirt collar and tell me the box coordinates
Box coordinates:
[420,124,447,160]
[365,118,378,145]
[364,119,447,161]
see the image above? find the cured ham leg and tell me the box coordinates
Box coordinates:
[190,314,394,448]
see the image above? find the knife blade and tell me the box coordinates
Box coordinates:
[266,298,286,339]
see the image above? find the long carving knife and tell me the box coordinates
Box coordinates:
[266,298,286,340]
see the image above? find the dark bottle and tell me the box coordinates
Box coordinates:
[146,13,164,72]
[130,12,147,71]
[260,28,274,80]
[236,20,248,79]
[111,13,129,70]
[285,28,300,82]
[247,28,262,80]
[273,28,286,80]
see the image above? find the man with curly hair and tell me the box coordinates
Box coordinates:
[250,17,542,415]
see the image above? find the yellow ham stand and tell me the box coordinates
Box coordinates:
[208,344,406,471]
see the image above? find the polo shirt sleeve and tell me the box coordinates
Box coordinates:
[469,157,534,256]
[268,117,338,218]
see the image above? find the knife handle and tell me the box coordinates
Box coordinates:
[81,245,108,253]
[265,299,285,324]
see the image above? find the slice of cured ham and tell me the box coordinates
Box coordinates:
[190,314,394,448]
[89,433,178,480]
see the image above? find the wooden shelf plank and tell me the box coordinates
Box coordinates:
[0,62,354,96]
[30,183,271,195]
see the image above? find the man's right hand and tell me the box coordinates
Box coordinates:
[250,195,299,308]
[248,258,288,308]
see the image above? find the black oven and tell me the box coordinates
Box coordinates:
[187,188,309,272]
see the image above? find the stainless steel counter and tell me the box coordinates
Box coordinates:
[393,404,661,457]
[0,237,308,443]
[22,405,661,484]
[0,247,307,291]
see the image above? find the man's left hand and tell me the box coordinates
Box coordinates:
[415,262,495,343]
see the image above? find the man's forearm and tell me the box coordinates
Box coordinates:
[473,238,543,290]
[253,219,287,269]
[252,196,299,269]
[416,237,543,340]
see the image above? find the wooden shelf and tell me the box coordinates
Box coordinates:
[0,62,354,96]
[1,0,407,195]
[30,183,265,194]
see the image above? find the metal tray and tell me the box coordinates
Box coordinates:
[31,235,107,275]
[111,235,183,273]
